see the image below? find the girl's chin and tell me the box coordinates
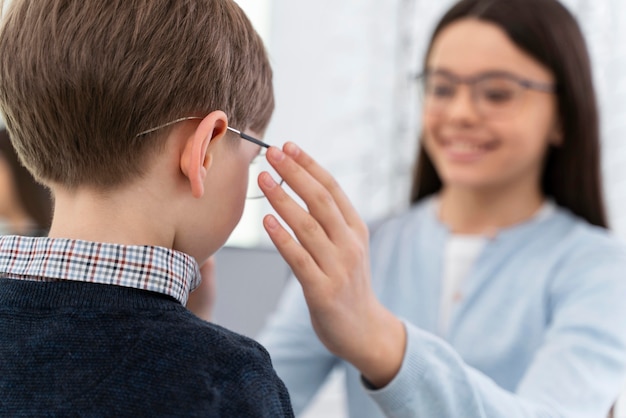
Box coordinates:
[438,171,499,192]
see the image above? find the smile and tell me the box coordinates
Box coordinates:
[438,138,499,161]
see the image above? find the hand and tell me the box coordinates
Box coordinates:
[186,256,216,322]
[260,143,407,388]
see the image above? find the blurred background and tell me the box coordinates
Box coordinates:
[1,0,625,416]
[230,0,626,250]
[230,1,626,417]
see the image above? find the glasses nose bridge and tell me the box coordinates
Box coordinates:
[446,77,481,119]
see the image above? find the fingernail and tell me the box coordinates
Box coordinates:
[260,172,276,189]
[267,147,285,163]
[284,142,299,157]
[265,215,279,230]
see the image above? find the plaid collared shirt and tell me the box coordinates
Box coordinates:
[0,235,201,305]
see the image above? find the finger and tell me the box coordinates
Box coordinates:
[263,214,327,291]
[259,170,339,271]
[265,146,353,243]
[282,142,367,238]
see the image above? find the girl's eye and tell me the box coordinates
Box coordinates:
[482,88,515,104]
[429,83,456,98]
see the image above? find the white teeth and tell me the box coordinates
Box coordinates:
[447,142,484,152]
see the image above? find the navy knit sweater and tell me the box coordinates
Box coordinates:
[0,278,294,417]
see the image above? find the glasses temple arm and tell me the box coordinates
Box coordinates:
[226,126,270,149]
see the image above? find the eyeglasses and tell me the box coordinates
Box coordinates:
[418,70,555,120]
[136,116,283,199]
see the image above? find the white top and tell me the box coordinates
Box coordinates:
[438,201,556,335]
[439,234,487,334]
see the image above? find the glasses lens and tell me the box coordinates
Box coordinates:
[421,73,456,115]
[247,149,284,199]
[475,76,522,119]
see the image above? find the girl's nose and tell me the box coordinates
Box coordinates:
[445,84,482,124]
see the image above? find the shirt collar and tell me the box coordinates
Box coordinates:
[0,235,201,305]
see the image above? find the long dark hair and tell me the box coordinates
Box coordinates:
[0,128,52,234]
[410,0,607,228]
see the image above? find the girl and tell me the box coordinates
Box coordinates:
[258,0,626,416]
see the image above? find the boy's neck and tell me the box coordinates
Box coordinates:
[48,184,176,249]
[437,182,545,235]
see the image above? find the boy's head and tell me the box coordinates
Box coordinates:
[0,0,274,190]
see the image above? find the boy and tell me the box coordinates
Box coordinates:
[0,0,293,416]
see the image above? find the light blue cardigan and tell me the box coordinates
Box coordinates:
[259,200,626,418]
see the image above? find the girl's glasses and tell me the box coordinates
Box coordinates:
[136,116,283,199]
[418,70,555,120]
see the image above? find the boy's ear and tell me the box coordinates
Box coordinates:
[180,111,228,198]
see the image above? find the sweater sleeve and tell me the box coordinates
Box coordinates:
[215,333,295,418]
[258,278,340,415]
[365,244,626,418]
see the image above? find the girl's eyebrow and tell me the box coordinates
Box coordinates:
[426,67,519,79]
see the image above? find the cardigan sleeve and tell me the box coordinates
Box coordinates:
[365,241,626,418]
